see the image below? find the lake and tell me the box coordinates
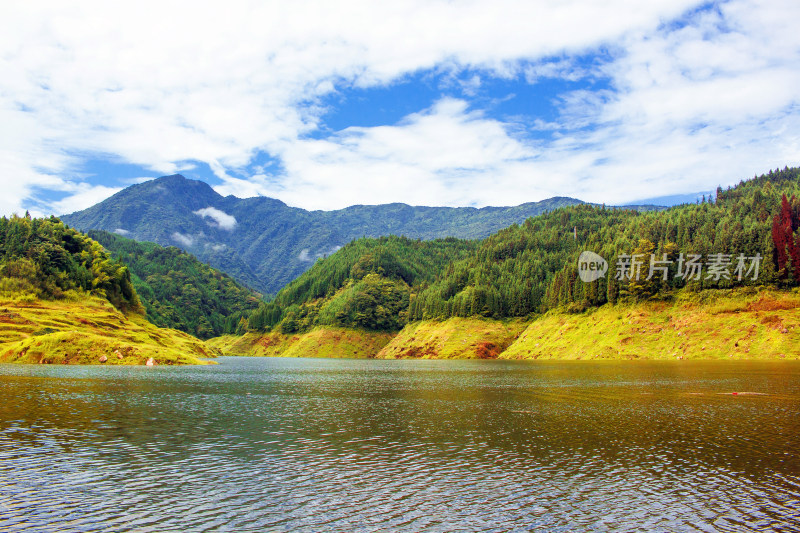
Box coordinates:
[1,357,799,532]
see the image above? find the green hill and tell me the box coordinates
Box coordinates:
[407,167,796,320]
[0,214,141,312]
[247,235,477,332]
[87,230,262,339]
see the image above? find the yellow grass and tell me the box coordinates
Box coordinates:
[197,288,800,361]
[376,317,527,359]
[207,327,394,358]
[501,288,800,360]
[0,295,218,365]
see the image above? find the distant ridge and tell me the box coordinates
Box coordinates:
[62,175,599,293]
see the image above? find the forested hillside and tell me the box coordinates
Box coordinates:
[0,214,141,313]
[409,167,796,320]
[245,167,800,333]
[88,231,261,339]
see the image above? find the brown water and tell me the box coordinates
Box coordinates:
[0,357,799,532]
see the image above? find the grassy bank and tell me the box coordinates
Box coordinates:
[210,319,524,360]
[376,317,527,359]
[211,288,800,360]
[502,288,800,360]
[0,296,217,365]
[207,327,394,358]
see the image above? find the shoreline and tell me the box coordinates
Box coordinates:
[208,288,800,361]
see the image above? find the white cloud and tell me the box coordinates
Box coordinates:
[524,59,590,84]
[120,176,157,185]
[543,0,800,203]
[298,245,342,262]
[171,232,194,247]
[1,0,799,212]
[261,98,545,209]
[193,206,237,230]
[113,228,131,236]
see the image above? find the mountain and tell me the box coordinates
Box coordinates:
[630,190,716,206]
[61,174,585,294]
[87,230,261,339]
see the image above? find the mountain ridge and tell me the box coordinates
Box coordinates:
[62,174,591,293]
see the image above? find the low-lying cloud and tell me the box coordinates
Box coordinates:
[193,207,237,230]
[298,245,342,262]
[171,232,195,247]
[205,243,227,252]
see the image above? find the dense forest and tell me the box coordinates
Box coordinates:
[88,231,261,339]
[0,215,142,313]
[407,171,787,319]
[247,236,477,332]
[247,167,800,333]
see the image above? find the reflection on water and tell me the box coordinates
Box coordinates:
[1,358,799,531]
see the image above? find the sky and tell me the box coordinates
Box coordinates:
[1,0,799,216]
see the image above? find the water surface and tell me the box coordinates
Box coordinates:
[1,358,799,531]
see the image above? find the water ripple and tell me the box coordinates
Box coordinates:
[0,358,799,531]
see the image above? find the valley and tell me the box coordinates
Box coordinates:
[4,166,800,364]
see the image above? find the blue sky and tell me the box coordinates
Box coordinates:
[1,0,798,216]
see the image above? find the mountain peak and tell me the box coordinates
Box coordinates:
[152,173,189,185]
[130,174,222,205]
[150,173,214,191]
